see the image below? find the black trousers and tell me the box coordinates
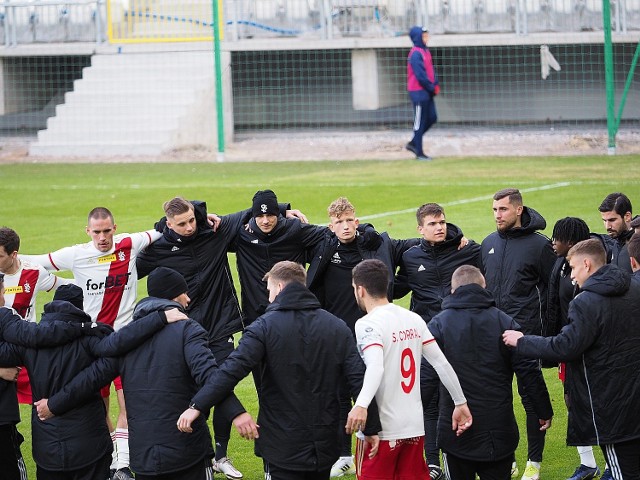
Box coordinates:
[602,438,640,480]
[210,336,235,460]
[36,452,111,480]
[264,460,330,480]
[0,424,27,480]
[443,452,512,480]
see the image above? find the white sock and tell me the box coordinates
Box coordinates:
[115,428,130,469]
[528,460,541,470]
[110,431,117,470]
[577,446,597,468]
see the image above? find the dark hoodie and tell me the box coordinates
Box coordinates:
[426,283,552,461]
[481,206,556,334]
[395,223,482,322]
[517,264,640,446]
[190,281,378,473]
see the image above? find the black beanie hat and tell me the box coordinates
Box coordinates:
[147,267,188,300]
[252,189,279,218]
[54,284,84,310]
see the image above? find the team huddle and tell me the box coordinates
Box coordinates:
[0,188,639,480]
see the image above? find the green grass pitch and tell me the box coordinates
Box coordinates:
[2,154,638,478]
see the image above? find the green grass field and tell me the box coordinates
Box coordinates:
[2,155,638,479]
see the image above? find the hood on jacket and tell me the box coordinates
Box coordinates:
[41,300,91,324]
[133,296,185,321]
[501,206,547,237]
[441,283,495,310]
[580,264,630,297]
[266,282,322,313]
[409,26,427,48]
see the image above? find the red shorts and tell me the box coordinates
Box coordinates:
[100,376,123,398]
[16,367,31,404]
[356,435,429,480]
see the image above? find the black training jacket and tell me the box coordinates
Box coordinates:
[306,226,418,305]
[231,217,327,324]
[137,201,246,343]
[46,297,246,476]
[190,282,380,472]
[395,223,481,323]
[517,264,640,446]
[425,284,553,461]
[481,206,555,334]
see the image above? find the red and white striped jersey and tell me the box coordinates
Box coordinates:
[2,259,70,322]
[24,230,160,330]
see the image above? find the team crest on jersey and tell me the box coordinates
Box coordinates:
[331,252,341,264]
[97,253,117,264]
[23,282,31,293]
[117,250,126,262]
[4,286,23,294]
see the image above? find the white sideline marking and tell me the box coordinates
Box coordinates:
[359,182,572,221]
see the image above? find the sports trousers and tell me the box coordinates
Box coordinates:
[602,438,640,480]
[0,424,27,480]
[263,460,330,480]
[443,452,512,480]
[36,452,111,480]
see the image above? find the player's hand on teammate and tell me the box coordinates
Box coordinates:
[207,213,222,232]
[345,405,368,434]
[35,398,54,421]
[458,236,469,250]
[164,308,188,323]
[502,330,523,347]
[286,209,308,224]
[0,366,20,382]
[79,321,114,337]
[452,402,473,436]
[177,407,201,433]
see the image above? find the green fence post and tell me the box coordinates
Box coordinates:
[602,0,616,155]
[212,0,225,162]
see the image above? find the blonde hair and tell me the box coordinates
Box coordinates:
[328,197,355,218]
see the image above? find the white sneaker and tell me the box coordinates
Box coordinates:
[521,461,540,480]
[511,462,520,478]
[214,457,243,479]
[330,456,356,477]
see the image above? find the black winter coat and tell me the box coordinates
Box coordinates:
[232,217,327,323]
[0,306,86,427]
[396,224,481,322]
[600,229,633,273]
[190,282,378,472]
[517,264,640,446]
[0,301,168,471]
[426,284,553,461]
[137,201,245,343]
[46,298,246,476]
[481,206,555,334]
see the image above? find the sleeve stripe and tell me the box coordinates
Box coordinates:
[145,231,152,243]
[48,253,60,271]
[46,276,58,292]
[362,343,383,351]
[423,338,436,345]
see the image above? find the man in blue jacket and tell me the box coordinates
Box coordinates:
[406,25,440,161]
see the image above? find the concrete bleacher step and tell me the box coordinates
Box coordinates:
[29,51,216,157]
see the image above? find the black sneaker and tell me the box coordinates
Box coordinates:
[113,467,135,480]
[405,143,418,155]
[428,465,444,480]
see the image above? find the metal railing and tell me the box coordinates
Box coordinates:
[0,0,638,47]
[1,0,105,46]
